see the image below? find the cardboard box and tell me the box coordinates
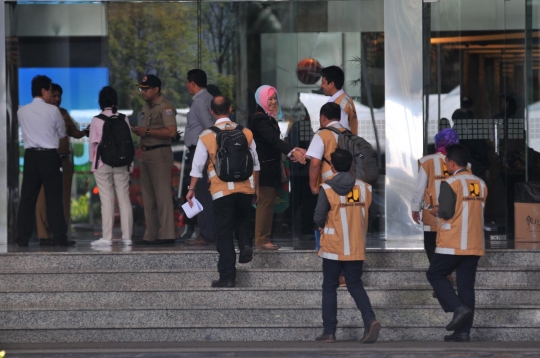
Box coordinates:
[515,203,540,242]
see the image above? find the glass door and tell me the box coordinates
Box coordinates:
[425,0,531,241]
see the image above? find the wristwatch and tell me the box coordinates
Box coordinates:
[187,186,195,191]
[145,128,150,137]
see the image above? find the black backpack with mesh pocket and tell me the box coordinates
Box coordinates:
[321,126,378,184]
[209,124,254,182]
[95,113,135,171]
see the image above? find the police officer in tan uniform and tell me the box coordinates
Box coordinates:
[36,83,87,246]
[133,75,177,245]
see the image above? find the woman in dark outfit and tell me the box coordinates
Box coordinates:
[250,85,305,250]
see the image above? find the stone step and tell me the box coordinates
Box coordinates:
[0,250,537,273]
[1,267,538,291]
[1,307,539,330]
[1,326,539,343]
[2,286,538,310]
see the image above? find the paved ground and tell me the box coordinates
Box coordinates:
[3,342,540,358]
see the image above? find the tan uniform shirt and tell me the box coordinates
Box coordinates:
[140,95,177,147]
[57,108,86,155]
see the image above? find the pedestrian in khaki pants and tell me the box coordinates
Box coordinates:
[36,83,87,246]
[131,75,178,245]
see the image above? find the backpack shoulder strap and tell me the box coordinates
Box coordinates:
[319,126,346,136]
[96,114,109,121]
[235,124,244,131]
[118,113,126,121]
[209,126,221,135]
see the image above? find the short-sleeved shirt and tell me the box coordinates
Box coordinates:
[140,95,177,146]
[18,98,66,149]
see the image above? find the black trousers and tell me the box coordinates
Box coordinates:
[184,145,215,242]
[213,193,253,282]
[322,258,376,335]
[17,150,67,244]
[424,231,437,263]
[426,253,481,334]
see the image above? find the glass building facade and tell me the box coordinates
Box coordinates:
[1,0,540,247]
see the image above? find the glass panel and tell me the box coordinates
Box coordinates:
[6,0,385,248]
[426,0,530,242]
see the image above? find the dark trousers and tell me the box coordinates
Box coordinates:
[185,145,215,242]
[322,258,376,334]
[17,150,67,244]
[424,231,437,263]
[426,253,480,334]
[213,193,253,282]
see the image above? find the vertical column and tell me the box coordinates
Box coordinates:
[384,0,423,239]
[0,0,7,247]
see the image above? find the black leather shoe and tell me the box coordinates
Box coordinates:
[238,246,253,264]
[180,226,195,240]
[446,305,473,331]
[444,331,470,342]
[211,280,235,288]
[57,240,76,247]
[315,333,336,343]
[159,239,176,245]
[137,239,175,246]
[39,240,57,247]
[362,320,381,343]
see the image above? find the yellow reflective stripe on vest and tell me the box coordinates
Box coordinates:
[321,252,339,260]
[339,195,351,255]
[209,170,216,178]
[324,227,335,235]
[227,182,235,190]
[435,247,455,255]
[212,191,224,200]
[322,170,333,180]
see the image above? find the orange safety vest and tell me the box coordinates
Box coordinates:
[436,171,488,256]
[334,92,358,135]
[200,121,255,200]
[317,123,347,184]
[418,153,449,231]
[318,177,372,261]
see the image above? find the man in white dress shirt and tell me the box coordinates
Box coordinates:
[320,66,358,135]
[16,75,74,247]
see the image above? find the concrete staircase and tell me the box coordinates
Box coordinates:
[0,249,539,343]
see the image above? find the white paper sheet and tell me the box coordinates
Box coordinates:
[181,198,203,219]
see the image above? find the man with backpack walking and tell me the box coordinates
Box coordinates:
[132,75,178,245]
[304,102,377,286]
[186,96,260,287]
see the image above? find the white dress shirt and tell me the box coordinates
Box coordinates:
[18,98,66,149]
[190,117,260,178]
[305,121,342,160]
[328,89,350,130]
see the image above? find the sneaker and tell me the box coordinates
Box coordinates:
[91,238,113,247]
[122,239,132,246]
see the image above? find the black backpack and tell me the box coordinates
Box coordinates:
[321,126,378,184]
[95,113,135,171]
[209,124,254,182]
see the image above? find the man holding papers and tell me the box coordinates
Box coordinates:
[186,96,260,288]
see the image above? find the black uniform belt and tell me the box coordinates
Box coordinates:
[27,148,56,152]
[142,144,171,152]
